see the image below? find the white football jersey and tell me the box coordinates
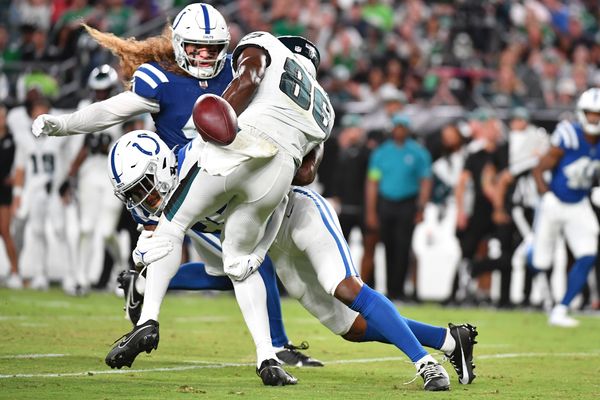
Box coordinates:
[232,32,335,163]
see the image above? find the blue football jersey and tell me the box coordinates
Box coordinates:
[131,57,234,149]
[549,120,600,203]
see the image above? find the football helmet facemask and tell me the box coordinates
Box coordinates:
[108,130,177,216]
[172,3,230,79]
[576,88,600,135]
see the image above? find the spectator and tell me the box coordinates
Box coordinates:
[15,0,52,32]
[493,107,551,307]
[331,114,371,240]
[430,123,468,205]
[0,104,21,289]
[98,0,138,37]
[454,108,512,307]
[21,25,51,62]
[358,85,408,287]
[365,114,432,300]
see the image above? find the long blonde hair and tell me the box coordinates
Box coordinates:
[83,24,185,88]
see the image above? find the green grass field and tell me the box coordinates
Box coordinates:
[1,288,599,399]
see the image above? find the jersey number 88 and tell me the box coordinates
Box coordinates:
[279,57,332,134]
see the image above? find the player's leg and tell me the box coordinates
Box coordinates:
[21,190,49,289]
[551,200,599,327]
[187,230,312,371]
[97,188,127,291]
[106,169,229,368]
[220,153,295,277]
[283,188,450,390]
[0,205,21,288]
[78,177,102,288]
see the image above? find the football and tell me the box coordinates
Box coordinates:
[192,94,238,145]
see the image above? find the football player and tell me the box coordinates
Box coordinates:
[106,30,335,385]
[9,96,79,290]
[532,88,600,327]
[64,64,127,294]
[30,3,315,382]
[107,129,478,391]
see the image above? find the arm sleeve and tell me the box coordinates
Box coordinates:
[57,91,159,135]
[367,150,382,181]
[418,147,433,179]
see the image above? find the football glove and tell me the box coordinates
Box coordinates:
[224,254,262,281]
[132,230,173,267]
[32,114,66,137]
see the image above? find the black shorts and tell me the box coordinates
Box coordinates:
[0,185,12,206]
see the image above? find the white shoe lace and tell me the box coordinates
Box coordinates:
[404,362,445,386]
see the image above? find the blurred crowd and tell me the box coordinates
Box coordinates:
[0,0,599,310]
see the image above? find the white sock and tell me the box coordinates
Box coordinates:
[137,235,182,325]
[135,275,146,295]
[440,328,456,354]
[232,272,277,368]
[414,354,437,370]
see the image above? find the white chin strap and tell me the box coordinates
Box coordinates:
[584,124,600,135]
[186,65,215,79]
[578,110,600,135]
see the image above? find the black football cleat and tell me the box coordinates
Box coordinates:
[105,319,159,369]
[256,358,298,386]
[417,361,450,391]
[445,323,478,384]
[117,270,144,325]
[276,342,323,367]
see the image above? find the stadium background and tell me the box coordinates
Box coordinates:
[1,2,600,308]
[1,1,600,399]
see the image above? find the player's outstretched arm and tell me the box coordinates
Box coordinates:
[222,46,268,116]
[32,92,159,137]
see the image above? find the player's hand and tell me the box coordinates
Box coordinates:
[132,230,173,267]
[224,254,262,281]
[32,114,66,137]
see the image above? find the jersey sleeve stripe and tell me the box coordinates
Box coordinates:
[293,187,359,278]
[563,121,579,150]
[139,63,170,83]
[133,70,158,89]
[559,127,572,148]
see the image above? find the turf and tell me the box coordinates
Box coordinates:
[1,288,599,399]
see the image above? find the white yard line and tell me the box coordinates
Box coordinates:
[1,351,600,379]
[0,354,67,359]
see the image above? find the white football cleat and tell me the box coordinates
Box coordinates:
[30,276,49,291]
[549,304,580,328]
[6,274,23,289]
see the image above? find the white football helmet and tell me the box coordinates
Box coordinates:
[88,64,118,90]
[108,130,177,216]
[576,88,600,135]
[172,3,230,79]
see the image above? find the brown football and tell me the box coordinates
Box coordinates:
[192,94,238,145]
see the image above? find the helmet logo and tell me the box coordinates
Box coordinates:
[132,133,160,156]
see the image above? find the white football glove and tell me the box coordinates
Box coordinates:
[132,230,173,267]
[31,114,66,137]
[224,254,263,281]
